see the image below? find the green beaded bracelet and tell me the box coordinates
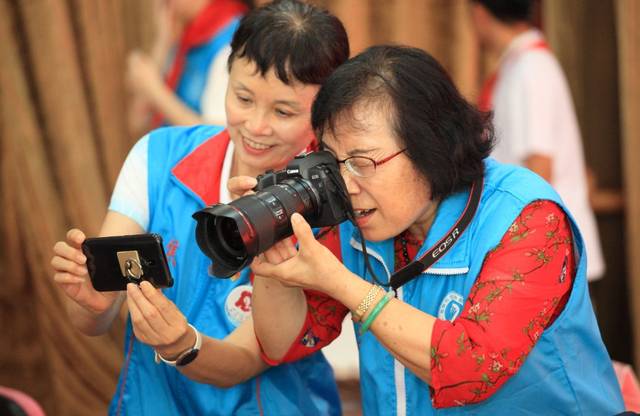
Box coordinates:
[359,290,394,336]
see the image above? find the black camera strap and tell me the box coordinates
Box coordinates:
[389,177,483,292]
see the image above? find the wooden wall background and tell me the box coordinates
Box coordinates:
[0,0,637,414]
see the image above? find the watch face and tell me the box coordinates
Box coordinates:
[176,349,199,367]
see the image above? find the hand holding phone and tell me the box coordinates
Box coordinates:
[52,228,123,315]
[81,234,174,291]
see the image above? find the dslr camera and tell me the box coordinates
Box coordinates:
[193,151,352,278]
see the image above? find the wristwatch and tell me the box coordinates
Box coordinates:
[154,324,202,367]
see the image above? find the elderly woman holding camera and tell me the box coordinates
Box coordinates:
[249,45,623,414]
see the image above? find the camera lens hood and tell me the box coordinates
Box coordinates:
[193,204,257,278]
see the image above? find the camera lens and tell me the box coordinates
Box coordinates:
[193,179,319,278]
[215,217,244,258]
[193,151,351,278]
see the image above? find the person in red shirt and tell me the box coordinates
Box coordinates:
[244,45,622,413]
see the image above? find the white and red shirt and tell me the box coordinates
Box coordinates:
[483,29,605,281]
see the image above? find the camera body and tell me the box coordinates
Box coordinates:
[254,151,348,229]
[193,151,351,278]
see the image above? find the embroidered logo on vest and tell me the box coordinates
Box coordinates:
[166,239,179,267]
[438,291,464,321]
[224,284,252,327]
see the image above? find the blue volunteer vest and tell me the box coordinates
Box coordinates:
[109,125,341,415]
[175,18,239,115]
[340,159,623,415]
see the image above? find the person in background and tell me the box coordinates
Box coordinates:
[127,0,250,136]
[470,0,605,282]
[247,45,623,414]
[50,1,349,414]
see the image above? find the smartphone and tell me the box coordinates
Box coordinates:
[81,233,174,291]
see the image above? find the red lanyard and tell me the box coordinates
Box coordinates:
[478,39,549,112]
[153,0,248,126]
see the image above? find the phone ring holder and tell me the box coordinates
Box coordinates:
[125,259,143,280]
[117,250,144,281]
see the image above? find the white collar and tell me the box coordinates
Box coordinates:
[219,140,235,204]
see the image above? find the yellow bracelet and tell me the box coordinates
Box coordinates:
[352,284,382,322]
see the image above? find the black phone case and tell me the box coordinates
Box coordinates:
[81,234,174,291]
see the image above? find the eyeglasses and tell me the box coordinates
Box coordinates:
[336,148,407,178]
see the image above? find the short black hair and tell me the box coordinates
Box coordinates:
[312,45,494,200]
[473,0,533,23]
[228,0,349,85]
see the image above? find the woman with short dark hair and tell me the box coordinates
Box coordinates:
[51,1,349,414]
[312,45,491,200]
[250,45,624,414]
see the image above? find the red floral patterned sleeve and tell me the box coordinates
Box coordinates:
[260,226,350,365]
[429,200,575,408]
